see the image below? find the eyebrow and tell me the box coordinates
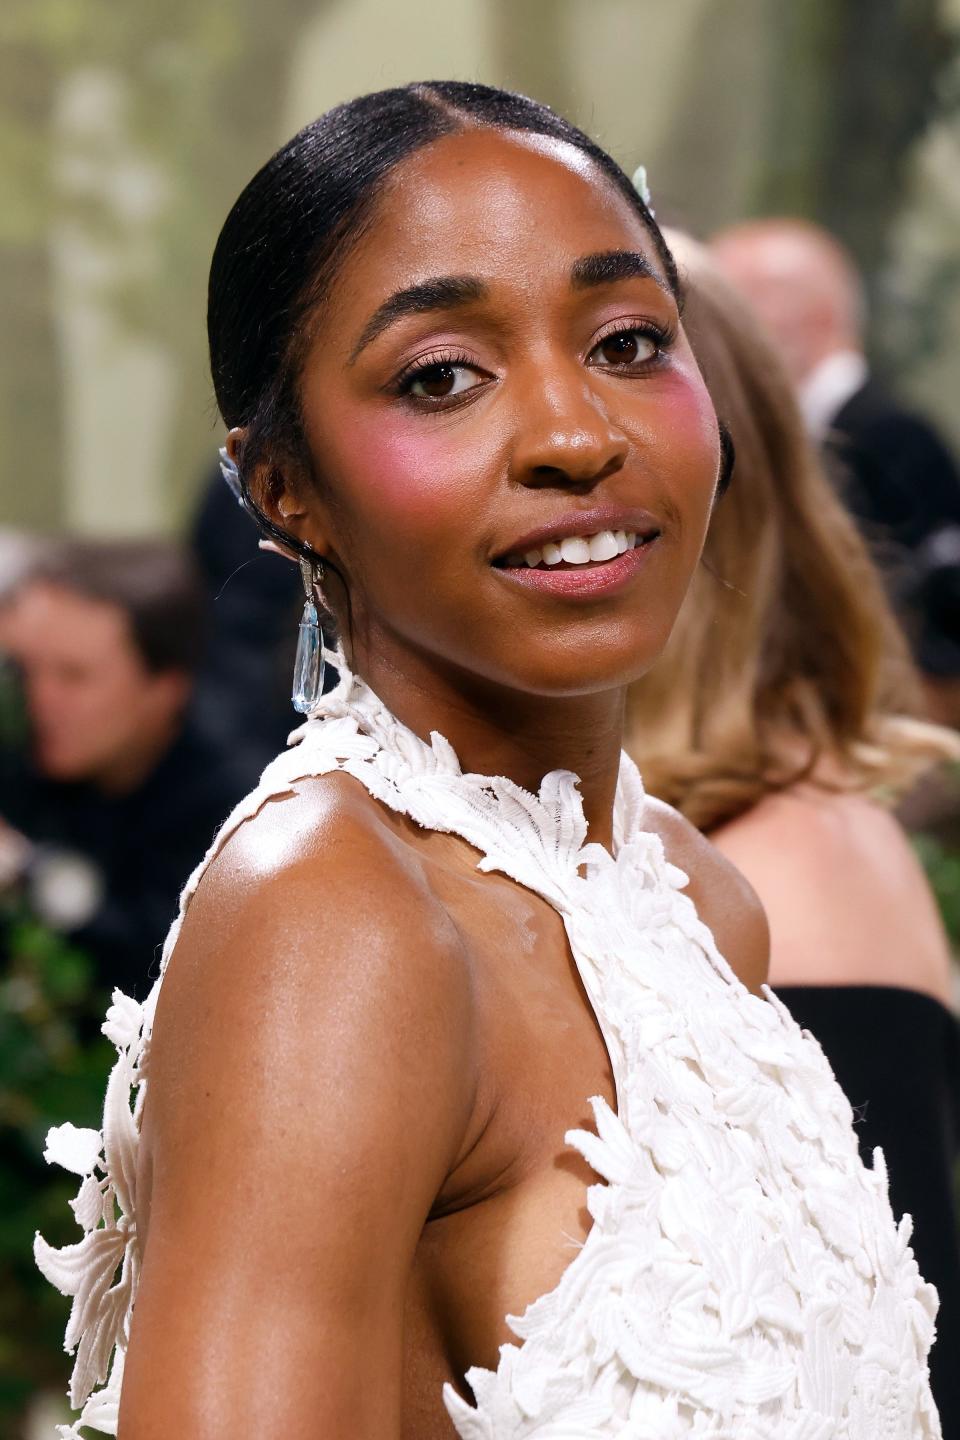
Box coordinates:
[349,275,487,362]
[349,249,670,363]
[571,249,667,292]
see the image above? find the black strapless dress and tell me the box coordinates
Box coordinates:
[778,985,959,1438]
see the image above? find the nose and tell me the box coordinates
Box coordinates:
[509,363,629,491]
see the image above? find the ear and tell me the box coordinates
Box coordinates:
[226,427,331,563]
[144,668,192,720]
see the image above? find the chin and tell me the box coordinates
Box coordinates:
[503,636,668,699]
[36,747,85,781]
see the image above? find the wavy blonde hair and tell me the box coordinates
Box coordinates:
[626,237,958,833]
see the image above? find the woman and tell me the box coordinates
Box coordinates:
[37,85,940,1439]
[628,234,958,1431]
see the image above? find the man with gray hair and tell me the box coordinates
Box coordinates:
[710,218,960,722]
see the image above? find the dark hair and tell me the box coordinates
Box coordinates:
[31,539,207,674]
[207,81,680,554]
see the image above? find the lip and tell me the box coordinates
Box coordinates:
[493,506,662,565]
[494,533,660,600]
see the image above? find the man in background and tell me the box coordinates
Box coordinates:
[710,218,960,723]
[0,539,253,998]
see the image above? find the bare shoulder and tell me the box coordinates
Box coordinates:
[643,795,770,995]
[711,785,953,1002]
[126,771,480,1433]
[145,766,478,1195]
[162,768,473,1024]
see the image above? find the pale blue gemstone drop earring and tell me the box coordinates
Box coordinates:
[292,554,325,714]
[217,442,327,713]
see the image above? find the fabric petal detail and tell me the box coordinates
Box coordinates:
[43,1124,103,1177]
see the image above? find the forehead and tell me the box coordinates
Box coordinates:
[16,583,133,662]
[328,128,663,316]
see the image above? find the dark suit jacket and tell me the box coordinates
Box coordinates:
[189,466,303,772]
[2,720,253,999]
[826,379,960,675]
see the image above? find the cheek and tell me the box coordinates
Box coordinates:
[660,370,717,452]
[339,419,495,543]
[651,374,720,514]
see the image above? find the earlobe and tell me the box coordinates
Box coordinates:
[149,669,192,720]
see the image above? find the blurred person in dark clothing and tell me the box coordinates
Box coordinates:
[710,218,960,723]
[0,540,252,998]
[189,464,302,773]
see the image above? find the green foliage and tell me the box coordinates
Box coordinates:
[913,830,960,948]
[0,0,321,527]
[0,896,112,1429]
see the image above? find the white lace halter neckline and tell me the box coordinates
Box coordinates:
[36,665,941,1438]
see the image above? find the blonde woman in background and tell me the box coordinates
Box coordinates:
[628,233,960,1431]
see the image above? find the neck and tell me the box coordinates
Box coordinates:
[354,646,626,852]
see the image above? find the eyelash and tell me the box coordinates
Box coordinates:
[393,347,478,395]
[391,319,675,406]
[592,318,673,359]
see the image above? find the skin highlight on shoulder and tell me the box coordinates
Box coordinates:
[138,766,482,1229]
[126,770,483,1438]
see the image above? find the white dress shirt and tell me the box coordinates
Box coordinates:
[798,349,868,439]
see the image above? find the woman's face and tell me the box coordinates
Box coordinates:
[288,127,720,699]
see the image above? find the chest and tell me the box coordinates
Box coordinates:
[402,844,619,1413]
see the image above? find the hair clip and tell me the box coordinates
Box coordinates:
[218,445,246,508]
[631,163,655,218]
[216,442,319,567]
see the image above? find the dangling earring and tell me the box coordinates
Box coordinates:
[292,554,325,714]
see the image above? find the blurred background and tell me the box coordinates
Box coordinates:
[2,0,960,1434]
[4,0,960,536]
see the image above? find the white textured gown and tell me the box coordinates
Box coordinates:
[35,664,941,1438]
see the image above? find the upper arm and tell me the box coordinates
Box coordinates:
[645,798,770,995]
[121,781,476,1439]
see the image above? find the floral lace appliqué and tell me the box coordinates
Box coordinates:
[35,666,941,1438]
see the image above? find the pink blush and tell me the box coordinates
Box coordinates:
[353,420,494,525]
[656,369,716,431]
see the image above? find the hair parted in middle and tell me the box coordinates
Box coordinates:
[625,236,958,833]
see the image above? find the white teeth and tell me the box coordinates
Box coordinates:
[588,530,620,562]
[514,528,644,569]
[560,535,591,564]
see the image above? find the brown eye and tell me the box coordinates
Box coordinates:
[411,364,457,398]
[407,362,483,400]
[594,330,658,366]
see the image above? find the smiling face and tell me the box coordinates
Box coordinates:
[264,127,720,702]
